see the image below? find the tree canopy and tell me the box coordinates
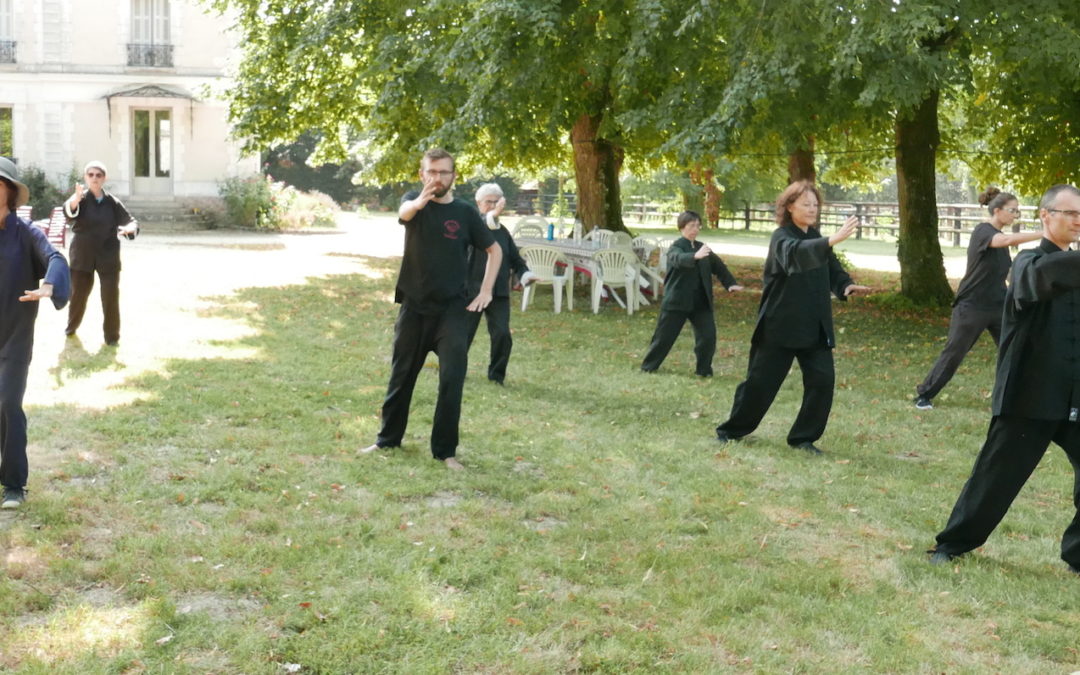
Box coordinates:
[211,0,1080,303]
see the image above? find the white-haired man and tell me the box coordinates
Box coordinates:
[466,183,535,385]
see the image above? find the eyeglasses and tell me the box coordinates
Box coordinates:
[1004,207,1021,215]
[86,172,105,178]
[1047,208,1080,219]
[423,170,454,178]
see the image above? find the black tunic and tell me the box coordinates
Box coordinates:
[751,223,854,350]
[992,238,1080,419]
[660,236,737,312]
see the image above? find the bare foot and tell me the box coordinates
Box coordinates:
[443,457,465,471]
[358,444,380,455]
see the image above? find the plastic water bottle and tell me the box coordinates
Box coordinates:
[546,223,554,240]
[573,221,582,243]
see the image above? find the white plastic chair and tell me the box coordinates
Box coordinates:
[520,245,573,313]
[15,205,32,221]
[584,228,616,247]
[656,238,677,275]
[608,231,633,249]
[590,248,640,315]
[512,216,549,239]
[632,236,663,297]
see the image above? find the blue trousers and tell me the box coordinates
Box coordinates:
[0,358,30,490]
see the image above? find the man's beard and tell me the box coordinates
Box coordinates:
[433,184,451,198]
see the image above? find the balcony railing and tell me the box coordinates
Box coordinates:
[127,43,173,67]
[0,40,15,64]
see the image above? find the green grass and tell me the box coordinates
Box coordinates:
[2,252,1078,673]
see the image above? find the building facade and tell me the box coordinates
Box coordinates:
[0,0,258,200]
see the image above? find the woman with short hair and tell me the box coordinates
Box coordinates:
[63,161,139,346]
[641,210,742,377]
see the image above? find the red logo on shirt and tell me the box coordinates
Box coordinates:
[443,220,461,239]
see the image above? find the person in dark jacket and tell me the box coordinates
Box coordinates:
[913,187,1041,410]
[63,161,139,346]
[930,184,1080,571]
[715,181,870,455]
[466,183,535,385]
[0,157,71,509]
[641,210,743,376]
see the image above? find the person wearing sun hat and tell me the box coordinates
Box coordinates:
[0,157,71,509]
[63,160,139,346]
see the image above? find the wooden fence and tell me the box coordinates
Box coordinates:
[519,194,1040,247]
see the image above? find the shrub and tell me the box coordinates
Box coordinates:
[219,176,274,229]
[219,176,339,231]
[19,165,77,220]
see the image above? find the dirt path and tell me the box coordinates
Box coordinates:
[25,211,945,409]
[26,212,401,409]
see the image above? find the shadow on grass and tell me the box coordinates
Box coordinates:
[48,336,123,385]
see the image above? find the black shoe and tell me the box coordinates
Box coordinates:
[696,371,713,378]
[716,429,736,443]
[640,367,657,374]
[1068,564,1080,576]
[1,487,26,509]
[914,396,933,410]
[791,441,824,455]
[928,550,956,565]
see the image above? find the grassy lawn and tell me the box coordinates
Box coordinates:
[2,243,1078,673]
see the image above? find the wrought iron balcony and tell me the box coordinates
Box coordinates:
[0,41,15,64]
[127,43,173,68]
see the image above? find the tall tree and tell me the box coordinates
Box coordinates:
[209,0,731,233]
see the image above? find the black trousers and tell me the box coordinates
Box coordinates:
[0,358,30,490]
[67,269,121,344]
[466,296,512,384]
[376,301,471,459]
[716,342,834,446]
[641,305,716,376]
[935,415,1080,567]
[917,303,1001,400]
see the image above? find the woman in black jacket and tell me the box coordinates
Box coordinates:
[715,181,870,454]
[641,210,742,376]
[63,161,139,346]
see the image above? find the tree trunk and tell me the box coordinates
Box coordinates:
[702,168,722,228]
[685,167,706,216]
[787,139,815,184]
[895,89,953,306]
[571,113,626,233]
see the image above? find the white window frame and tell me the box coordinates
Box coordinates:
[132,0,170,45]
[0,0,13,41]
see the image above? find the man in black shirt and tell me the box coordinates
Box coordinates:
[930,184,1080,571]
[360,149,501,470]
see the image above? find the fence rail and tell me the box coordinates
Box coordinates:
[517,194,1039,247]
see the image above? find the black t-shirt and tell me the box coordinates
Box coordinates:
[954,222,1010,309]
[395,191,494,314]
